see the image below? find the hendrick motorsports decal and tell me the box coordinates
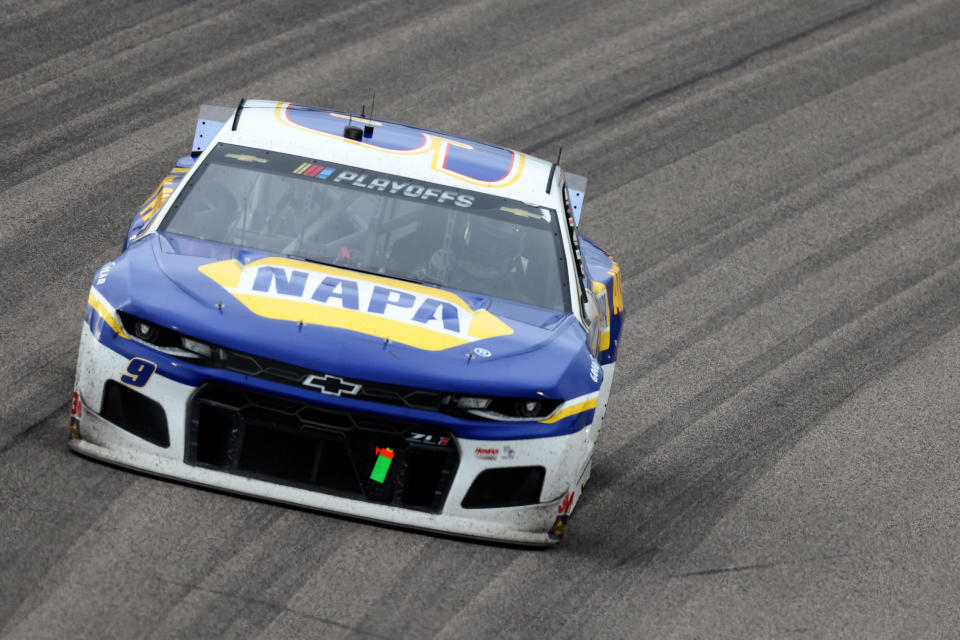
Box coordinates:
[199,257,513,350]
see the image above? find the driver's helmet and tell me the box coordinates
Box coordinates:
[461,214,524,276]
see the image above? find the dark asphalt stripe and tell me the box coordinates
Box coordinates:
[631,174,960,377]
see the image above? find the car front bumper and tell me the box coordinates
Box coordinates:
[71,325,601,545]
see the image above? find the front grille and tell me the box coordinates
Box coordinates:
[185,384,459,513]
[221,350,446,411]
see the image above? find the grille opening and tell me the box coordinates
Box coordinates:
[402,448,449,507]
[224,352,261,375]
[238,424,316,484]
[299,407,352,430]
[404,392,442,410]
[100,381,170,448]
[253,395,301,416]
[185,384,459,512]
[195,407,235,466]
[313,440,361,494]
[200,385,246,407]
[245,405,300,428]
[461,466,545,509]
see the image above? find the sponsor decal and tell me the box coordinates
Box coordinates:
[548,490,576,542]
[473,445,514,460]
[590,360,601,384]
[592,280,611,352]
[369,447,395,483]
[95,263,113,287]
[199,257,513,351]
[69,392,82,440]
[225,153,268,164]
[558,489,575,515]
[608,259,624,316]
[407,432,451,447]
[548,515,568,541]
[302,373,361,397]
[136,167,188,223]
[70,392,83,419]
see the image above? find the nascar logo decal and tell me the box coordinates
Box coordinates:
[199,257,513,351]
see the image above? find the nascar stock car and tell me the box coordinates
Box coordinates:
[70,99,623,545]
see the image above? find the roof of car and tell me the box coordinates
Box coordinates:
[211,100,556,206]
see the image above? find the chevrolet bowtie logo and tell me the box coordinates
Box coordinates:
[301,373,362,397]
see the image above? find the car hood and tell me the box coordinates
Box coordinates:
[96,233,598,399]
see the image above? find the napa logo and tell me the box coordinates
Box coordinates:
[198,258,513,351]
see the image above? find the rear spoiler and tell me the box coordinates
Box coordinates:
[565,172,587,224]
[191,104,234,155]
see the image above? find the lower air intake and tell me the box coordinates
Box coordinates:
[461,466,545,509]
[100,381,170,448]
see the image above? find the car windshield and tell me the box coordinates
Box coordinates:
[160,144,570,311]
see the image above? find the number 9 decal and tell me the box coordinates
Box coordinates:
[121,358,157,387]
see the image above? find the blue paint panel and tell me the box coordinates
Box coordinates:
[125,232,596,400]
[443,141,515,183]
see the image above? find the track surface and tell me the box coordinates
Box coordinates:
[3,1,960,637]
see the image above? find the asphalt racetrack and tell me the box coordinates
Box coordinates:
[3,1,960,637]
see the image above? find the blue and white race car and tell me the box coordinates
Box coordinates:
[70,100,624,545]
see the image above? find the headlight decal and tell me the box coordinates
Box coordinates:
[538,393,598,424]
[87,288,129,339]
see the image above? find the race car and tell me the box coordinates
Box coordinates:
[70,99,624,545]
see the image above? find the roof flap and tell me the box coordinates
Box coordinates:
[566,172,587,224]
[192,104,235,154]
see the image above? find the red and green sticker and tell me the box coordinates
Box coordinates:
[369,447,395,483]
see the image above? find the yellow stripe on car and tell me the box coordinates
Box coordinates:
[87,289,129,338]
[540,395,598,424]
